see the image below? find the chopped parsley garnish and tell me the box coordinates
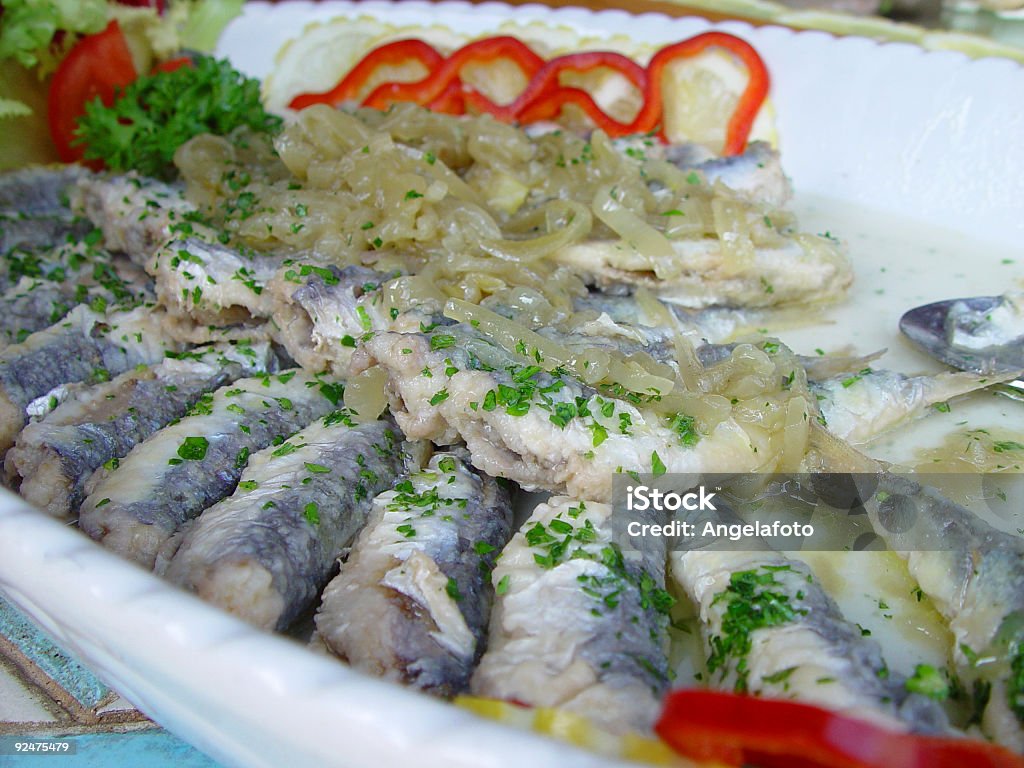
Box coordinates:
[905,664,949,700]
[445,577,463,601]
[430,334,457,351]
[707,567,808,692]
[994,441,1024,453]
[841,368,872,388]
[651,451,667,477]
[496,574,511,595]
[176,436,209,461]
[304,502,321,526]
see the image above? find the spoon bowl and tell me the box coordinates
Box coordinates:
[900,295,1024,394]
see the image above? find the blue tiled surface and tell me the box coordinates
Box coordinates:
[0,599,110,712]
[0,595,225,768]
[0,731,222,767]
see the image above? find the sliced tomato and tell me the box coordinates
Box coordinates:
[48,20,138,164]
[656,689,1024,768]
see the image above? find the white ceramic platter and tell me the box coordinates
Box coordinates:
[1,2,1023,766]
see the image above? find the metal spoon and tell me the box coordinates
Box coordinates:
[899,295,1024,396]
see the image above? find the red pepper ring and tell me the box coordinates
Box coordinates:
[516,86,639,137]
[288,38,444,110]
[631,31,769,154]
[465,49,647,124]
[656,689,1024,768]
[427,80,468,115]
[361,35,545,111]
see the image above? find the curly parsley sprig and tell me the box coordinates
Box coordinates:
[75,56,282,180]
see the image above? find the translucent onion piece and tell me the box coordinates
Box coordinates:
[779,395,810,472]
[344,366,389,422]
[480,200,591,263]
[592,185,675,262]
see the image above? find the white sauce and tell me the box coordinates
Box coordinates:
[764,196,1023,679]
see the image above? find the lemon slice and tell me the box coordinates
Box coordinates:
[660,49,777,154]
[264,17,397,112]
[459,59,533,108]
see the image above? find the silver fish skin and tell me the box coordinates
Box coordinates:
[0,165,93,217]
[269,264,395,376]
[0,304,171,452]
[611,139,791,209]
[69,173,195,263]
[150,238,280,327]
[862,473,1024,750]
[316,452,514,697]
[6,341,276,519]
[0,214,93,261]
[671,550,948,733]
[662,141,792,209]
[570,293,760,347]
[812,370,992,445]
[161,413,410,631]
[78,370,343,569]
[356,324,764,502]
[472,496,672,734]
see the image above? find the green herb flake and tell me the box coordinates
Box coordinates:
[430,334,456,351]
[905,664,949,700]
[176,436,209,461]
[445,577,463,601]
[651,451,667,477]
[496,574,511,595]
[304,502,321,526]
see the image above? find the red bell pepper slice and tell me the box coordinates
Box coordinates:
[630,31,769,154]
[467,49,646,126]
[48,20,138,165]
[516,86,635,136]
[656,689,1024,768]
[427,80,468,115]
[361,36,544,111]
[289,39,444,110]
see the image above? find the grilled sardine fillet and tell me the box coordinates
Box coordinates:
[162,414,410,631]
[672,550,947,732]
[472,496,673,734]
[316,452,514,697]
[150,238,279,327]
[78,370,342,569]
[554,232,851,310]
[813,370,993,444]
[357,325,766,502]
[7,342,276,519]
[69,173,195,263]
[0,305,171,452]
[862,474,1024,749]
[270,264,399,376]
